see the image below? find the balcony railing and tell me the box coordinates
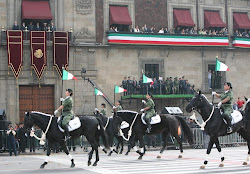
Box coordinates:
[232,36,250,48]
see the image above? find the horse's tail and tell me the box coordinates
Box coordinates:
[96,117,110,150]
[175,115,194,145]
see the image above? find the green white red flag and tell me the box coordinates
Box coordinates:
[143,74,154,85]
[95,88,105,96]
[115,85,127,93]
[62,69,78,81]
[216,58,229,71]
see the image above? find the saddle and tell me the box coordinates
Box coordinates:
[141,113,161,125]
[220,110,243,125]
[57,116,81,132]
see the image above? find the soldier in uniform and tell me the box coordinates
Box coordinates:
[165,77,170,94]
[127,76,132,95]
[54,88,74,140]
[173,77,179,94]
[169,77,173,94]
[122,77,128,96]
[212,82,233,133]
[141,92,156,133]
[100,103,106,116]
[116,100,123,111]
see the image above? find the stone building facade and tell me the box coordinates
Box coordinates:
[0,0,250,123]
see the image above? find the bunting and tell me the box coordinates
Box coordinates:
[7,30,23,79]
[30,31,47,79]
[53,31,69,77]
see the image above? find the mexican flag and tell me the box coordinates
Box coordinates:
[62,69,78,81]
[143,74,154,85]
[115,85,127,93]
[95,88,105,96]
[216,58,229,71]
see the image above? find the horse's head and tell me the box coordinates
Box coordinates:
[24,111,34,132]
[244,96,250,116]
[186,91,208,113]
[112,111,124,132]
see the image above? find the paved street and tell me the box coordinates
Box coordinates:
[1,146,250,174]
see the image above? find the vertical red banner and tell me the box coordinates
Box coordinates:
[53,31,69,77]
[30,31,47,79]
[7,30,23,79]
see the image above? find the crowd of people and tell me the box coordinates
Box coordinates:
[12,21,56,31]
[121,75,195,96]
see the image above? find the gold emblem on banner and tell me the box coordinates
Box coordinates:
[34,49,43,59]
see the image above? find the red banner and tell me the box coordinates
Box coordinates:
[7,30,23,79]
[30,31,47,79]
[53,31,69,77]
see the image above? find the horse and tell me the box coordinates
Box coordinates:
[24,111,110,168]
[113,110,194,160]
[93,111,124,156]
[186,91,250,169]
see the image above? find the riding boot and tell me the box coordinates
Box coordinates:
[223,115,232,133]
[145,118,151,134]
[63,125,71,140]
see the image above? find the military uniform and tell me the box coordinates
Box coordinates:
[165,78,170,94]
[100,108,106,116]
[62,96,74,127]
[173,78,179,94]
[116,105,123,111]
[220,90,233,118]
[145,99,156,120]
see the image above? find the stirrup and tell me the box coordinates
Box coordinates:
[227,127,232,133]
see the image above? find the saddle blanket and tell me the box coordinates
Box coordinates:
[120,121,129,129]
[141,114,161,125]
[221,110,243,125]
[57,117,81,132]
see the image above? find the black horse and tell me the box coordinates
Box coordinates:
[113,110,194,160]
[186,92,250,169]
[94,111,124,156]
[24,111,110,168]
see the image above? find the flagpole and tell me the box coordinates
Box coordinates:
[62,66,64,99]
[114,86,116,106]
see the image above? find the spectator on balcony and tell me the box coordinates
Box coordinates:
[109,27,114,32]
[134,26,140,32]
[174,27,180,34]
[189,28,194,34]
[50,22,56,31]
[132,77,137,94]
[12,21,19,30]
[141,26,145,33]
[223,28,228,36]
[181,29,185,34]
[21,23,26,31]
[129,25,134,32]
[144,24,148,32]
[43,23,47,31]
[34,23,41,31]
[169,29,174,34]
[208,29,212,35]
[158,28,164,33]
[148,27,154,33]
[127,76,132,95]
[212,30,217,36]
[164,27,168,34]
[28,22,34,31]
[122,77,128,95]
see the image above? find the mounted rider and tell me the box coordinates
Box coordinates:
[100,103,106,116]
[212,82,233,133]
[116,100,123,111]
[140,92,155,133]
[54,88,74,140]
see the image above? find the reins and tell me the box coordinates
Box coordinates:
[119,113,138,141]
[104,117,110,130]
[30,114,53,145]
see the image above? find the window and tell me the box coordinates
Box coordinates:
[208,64,224,89]
[145,64,159,79]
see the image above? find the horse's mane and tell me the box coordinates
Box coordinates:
[201,94,213,106]
[31,111,53,117]
[117,110,138,114]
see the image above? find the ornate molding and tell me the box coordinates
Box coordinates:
[76,0,93,15]
[75,28,95,39]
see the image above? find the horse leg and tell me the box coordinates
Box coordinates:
[243,143,250,165]
[174,134,183,158]
[93,144,99,166]
[40,141,51,169]
[60,140,75,168]
[200,136,216,169]
[137,135,145,160]
[213,138,224,167]
[88,147,94,166]
[157,132,168,159]
[237,129,250,165]
[126,135,135,155]
[119,137,124,154]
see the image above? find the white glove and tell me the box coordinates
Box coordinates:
[140,109,144,112]
[54,110,58,115]
[95,108,99,111]
[60,98,65,102]
[113,106,116,109]
[142,100,146,104]
[212,91,216,96]
[217,102,222,108]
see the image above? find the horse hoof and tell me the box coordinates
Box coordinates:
[138,156,143,160]
[200,165,205,169]
[178,155,183,158]
[119,151,123,154]
[88,162,91,166]
[71,163,75,168]
[103,149,107,154]
[243,162,247,165]
[125,152,129,155]
[108,152,112,156]
[157,156,161,159]
[93,163,97,166]
[40,165,45,169]
[219,163,224,167]
[113,150,118,154]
